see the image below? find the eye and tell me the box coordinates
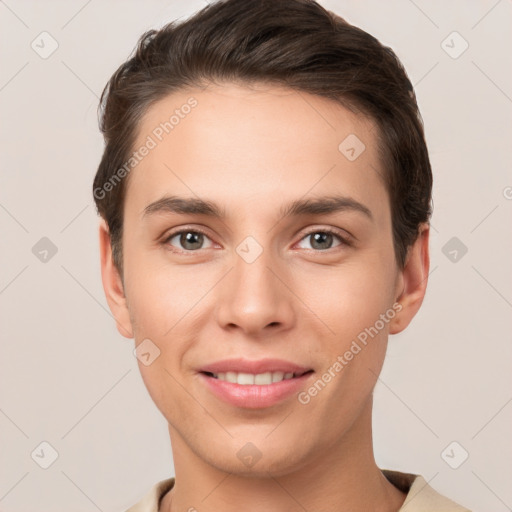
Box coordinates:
[162,227,351,253]
[164,229,215,252]
[296,228,350,251]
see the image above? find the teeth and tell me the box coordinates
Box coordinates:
[238,373,255,385]
[225,371,237,383]
[272,371,284,383]
[211,371,297,385]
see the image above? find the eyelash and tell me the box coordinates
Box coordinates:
[162,226,353,253]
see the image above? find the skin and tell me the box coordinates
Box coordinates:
[99,82,429,512]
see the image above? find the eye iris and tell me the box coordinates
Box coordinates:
[310,232,333,250]
[181,232,203,250]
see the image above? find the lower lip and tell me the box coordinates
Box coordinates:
[199,372,314,409]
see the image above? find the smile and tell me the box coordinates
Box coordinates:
[199,370,315,409]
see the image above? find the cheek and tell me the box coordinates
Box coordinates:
[124,258,216,405]
[127,266,195,416]
[124,251,210,337]
[296,262,396,418]
[296,255,397,339]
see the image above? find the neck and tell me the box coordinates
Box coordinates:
[160,397,406,512]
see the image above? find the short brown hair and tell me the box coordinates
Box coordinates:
[93,0,432,277]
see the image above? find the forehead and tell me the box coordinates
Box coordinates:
[126,82,387,220]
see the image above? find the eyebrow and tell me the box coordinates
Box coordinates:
[142,195,373,221]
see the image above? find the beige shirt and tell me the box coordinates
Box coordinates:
[125,469,472,511]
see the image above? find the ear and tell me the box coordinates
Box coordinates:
[98,219,134,339]
[389,223,430,334]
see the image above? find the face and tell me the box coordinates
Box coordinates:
[100,82,429,477]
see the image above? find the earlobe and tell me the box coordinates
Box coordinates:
[98,219,134,339]
[389,223,430,335]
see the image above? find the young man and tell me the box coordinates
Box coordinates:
[93,1,471,510]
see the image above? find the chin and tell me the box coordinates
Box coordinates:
[201,436,314,478]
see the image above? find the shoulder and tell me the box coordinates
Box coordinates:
[382,469,472,512]
[124,477,175,512]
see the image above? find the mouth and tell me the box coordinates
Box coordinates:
[200,369,314,385]
[197,358,315,408]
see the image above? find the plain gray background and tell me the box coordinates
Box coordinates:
[1,1,511,511]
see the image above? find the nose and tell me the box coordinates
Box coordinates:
[215,245,295,337]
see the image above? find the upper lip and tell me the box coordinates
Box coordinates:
[199,358,313,375]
